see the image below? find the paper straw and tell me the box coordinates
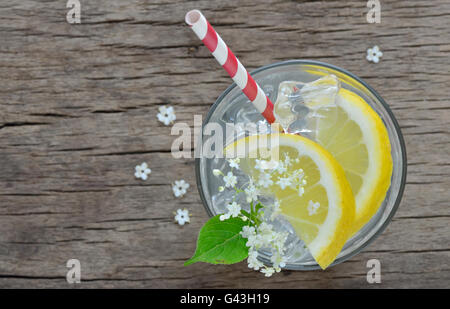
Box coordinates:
[185,10,276,124]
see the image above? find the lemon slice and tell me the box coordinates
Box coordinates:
[309,89,393,234]
[225,133,355,269]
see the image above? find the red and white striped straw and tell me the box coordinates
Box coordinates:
[185,10,276,124]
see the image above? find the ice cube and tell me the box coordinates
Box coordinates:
[273,81,303,130]
[273,74,341,132]
[300,74,340,110]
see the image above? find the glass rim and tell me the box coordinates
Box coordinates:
[195,59,407,270]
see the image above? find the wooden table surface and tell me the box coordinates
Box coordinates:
[0,0,449,288]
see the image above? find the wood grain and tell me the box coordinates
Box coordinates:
[0,0,449,288]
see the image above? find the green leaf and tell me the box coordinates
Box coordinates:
[255,202,264,213]
[184,215,249,266]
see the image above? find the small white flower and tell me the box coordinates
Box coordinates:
[270,252,287,269]
[227,201,241,218]
[242,220,289,277]
[174,208,190,226]
[247,249,264,270]
[134,162,151,180]
[258,222,275,244]
[272,232,288,252]
[248,249,258,259]
[212,169,222,176]
[261,267,276,277]
[227,158,240,169]
[172,179,190,198]
[241,225,256,238]
[270,199,282,220]
[255,159,278,171]
[307,200,320,216]
[255,159,265,172]
[261,232,275,244]
[276,161,287,174]
[223,171,237,188]
[244,182,258,203]
[246,234,263,249]
[366,45,383,63]
[258,173,273,188]
[276,176,291,190]
[258,222,273,234]
[298,186,305,197]
[218,186,225,192]
[284,154,291,167]
[219,213,230,221]
[157,105,176,125]
[220,201,241,221]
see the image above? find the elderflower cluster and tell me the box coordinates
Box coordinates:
[212,157,291,277]
[254,154,307,197]
[240,223,288,277]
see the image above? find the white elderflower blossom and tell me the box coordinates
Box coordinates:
[240,225,256,238]
[223,171,237,188]
[220,202,241,221]
[254,159,265,172]
[240,216,289,277]
[296,168,305,180]
[227,158,240,169]
[307,200,320,216]
[157,105,176,126]
[258,222,276,244]
[258,222,274,235]
[272,232,289,252]
[172,180,190,198]
[258,173,273,188]
[247,249,264,270]
[255,159,278,171]
[284,154,292,167]
[276,176,292,190]
[244,181,258,203]
[366,45,383,63]
[270,251,287,269]
[219,213,230,221]
[245,233,264,249]
[261,267,276,277]
[134,162,151,180]
[211,150,295,277]
[275,161,287,174]
[174,209,190,226]
[227,201,241,217]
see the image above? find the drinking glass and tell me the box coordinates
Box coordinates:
[195,60,407,270]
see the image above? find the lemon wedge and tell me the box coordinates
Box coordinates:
[309,89,393,234]
[225,133,355,269]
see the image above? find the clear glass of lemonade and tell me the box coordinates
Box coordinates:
[195,60,407,270]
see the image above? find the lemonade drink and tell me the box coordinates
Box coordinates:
[196,60,406,269]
